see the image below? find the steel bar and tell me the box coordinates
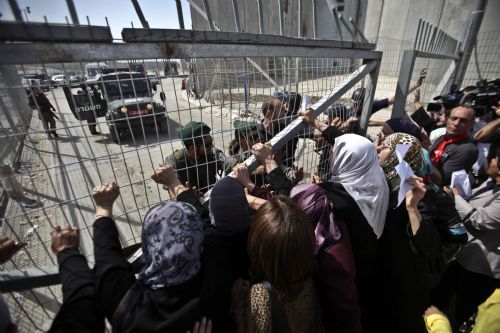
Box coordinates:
[349,17,369,43]
[278,0,285,35]
[244,60,378,173]
[66,0,80,25]
[359,58,381,135]
[392,50,416,118]
[428,26,438,54]
[338,15,357,41]
[201,0,215,31]
[257,0,264,34]
[453,0,487,87]
[131,0,150,29]
[332,6,344,42]
[7,0,23,21]
[312,0,317,38]
[0,42,381,66]
[231,0,241,32]
[414,19,422,50]
[122,29,375,49]
[423,21,431,52]
[297,0,303,38]
[0,21,113,42]
[175,0,185,29]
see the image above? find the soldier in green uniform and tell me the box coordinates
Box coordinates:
[164,121,226,194]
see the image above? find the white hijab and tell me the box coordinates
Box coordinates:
[329,134,389,238]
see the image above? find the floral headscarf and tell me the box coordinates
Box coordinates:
[139,201,203,289]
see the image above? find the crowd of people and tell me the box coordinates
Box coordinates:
[1,77,499,333]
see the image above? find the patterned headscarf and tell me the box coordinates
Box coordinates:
[380,133,424,182]
[209,176,250,236]
[290,183,341,255]
[139,201,203,289]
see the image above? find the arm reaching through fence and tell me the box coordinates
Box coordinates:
[92,182,120,218]
[49,226,105,333]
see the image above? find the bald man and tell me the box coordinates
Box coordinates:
[430,106,478,185]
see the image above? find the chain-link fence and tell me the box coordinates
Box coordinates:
[0,32,381,331]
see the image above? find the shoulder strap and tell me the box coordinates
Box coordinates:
[261,281,290,333]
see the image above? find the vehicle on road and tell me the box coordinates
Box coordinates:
[95,72,167,143]
[68,75,83,85]
[50,74,66,87]
[24,73,50,90]
[84,62,109,81]
[146,73,160,91]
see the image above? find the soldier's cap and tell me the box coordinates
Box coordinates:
[178,121,211,146]
[234,120,258,132]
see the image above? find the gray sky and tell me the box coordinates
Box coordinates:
[0,0,192,39]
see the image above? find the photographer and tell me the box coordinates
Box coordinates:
[462,80,500,184]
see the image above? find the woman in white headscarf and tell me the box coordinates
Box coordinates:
[313,133,388,332]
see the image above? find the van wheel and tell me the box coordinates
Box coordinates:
[109,127,119,143]
[159,118,168,134]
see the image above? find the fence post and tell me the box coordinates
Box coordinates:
[359,58,381,136]
[392,50,417,118]
[453,0,487,87]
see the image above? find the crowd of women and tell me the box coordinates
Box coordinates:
[1,93,496,333]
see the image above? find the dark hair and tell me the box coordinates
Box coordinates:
[287,93,302,114]
[248,196,314,301]
[261,101,275,117]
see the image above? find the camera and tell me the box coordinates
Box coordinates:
[432,84,464,110]
[460,79,500,117]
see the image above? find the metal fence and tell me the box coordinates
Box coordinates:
[462,30,500,87]
[0,28,381,331]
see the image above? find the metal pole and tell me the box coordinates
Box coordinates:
[257,0,264,34]
[201,0,215,31]
[231,0,241,32]
[278,0,284,35]
[8,0,24,22]
[131,0,150,28]
[175,0,185,29]
[414,19,422,50]
[392,50,417,118]
[66,0,80,25]
[453,0,487,87]
[312,0,317,38]
[297,0,303,38]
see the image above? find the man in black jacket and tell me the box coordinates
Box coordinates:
[32,87,59,138]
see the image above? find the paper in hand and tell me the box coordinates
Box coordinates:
[394,144,415,207]
[450,170,472,199]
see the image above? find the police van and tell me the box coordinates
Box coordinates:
[64,71,167,143]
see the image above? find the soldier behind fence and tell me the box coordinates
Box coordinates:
[31,86,59,138]
[164,121,229,194]
[77,84,100,135]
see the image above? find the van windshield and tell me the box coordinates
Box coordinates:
[101,73,150,99]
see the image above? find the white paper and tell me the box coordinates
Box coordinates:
[394,144,415,207]
[450,170,472,199]
[301,95,311,112]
